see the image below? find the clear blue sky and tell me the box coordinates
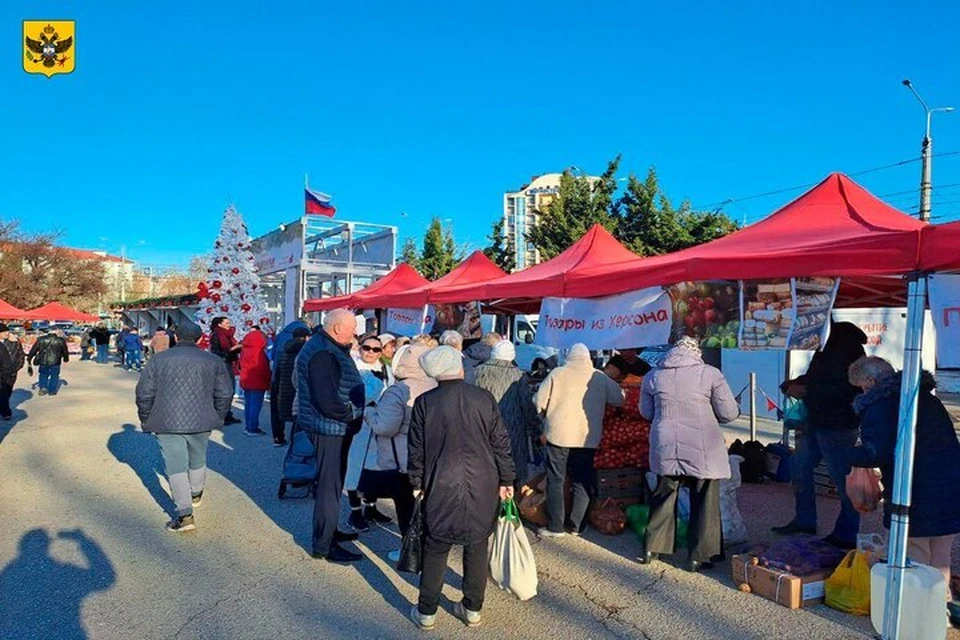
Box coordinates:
[3,1,959,267]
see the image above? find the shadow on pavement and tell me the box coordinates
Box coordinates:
[0,389,32,444]
[0,528,116,640]
[107,424,177,517]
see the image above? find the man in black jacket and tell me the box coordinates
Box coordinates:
[27,329,69,396]
[135,323,234,532]
[0,324,25,420]
[273,327,310,447]
[408,345,516,630]
[89,324,112,364]
[773,322,867,549]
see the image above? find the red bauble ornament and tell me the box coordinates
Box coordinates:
[237,242,244,248]
[252,284,258,290]
[260,316,270,324]
[245,320,254,327]
[231,267,240,275]
[220,305,229,312]
[212,280,223,288]
[206,308,213,314]
[211,293,221,303]
[241,303,251,312]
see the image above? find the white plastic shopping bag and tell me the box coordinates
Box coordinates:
[489,499,538,601]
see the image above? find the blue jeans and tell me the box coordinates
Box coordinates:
[125,350,143,371]
[96,344,109,364]
[80,348,91,361]
[38,365,61,395]
[790,428,860,543]
[244,390,265,432]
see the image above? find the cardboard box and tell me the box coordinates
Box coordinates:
[732,554,831,609]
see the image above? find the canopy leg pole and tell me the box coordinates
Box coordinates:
[882,273,927,640]
[749,372,757,441]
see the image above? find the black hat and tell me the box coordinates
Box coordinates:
[292,327,310,339]
[176,322,203,343]
[0,323,8,332]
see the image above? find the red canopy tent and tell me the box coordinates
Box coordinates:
[302,263,429,312]
[920,220,960,273]
[0,299,28,320]
[559,173,927,299]
[364,251,506,309]
[23,301,99,323]
[430,225,639,309]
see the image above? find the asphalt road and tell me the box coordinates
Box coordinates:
[0,359,954,639]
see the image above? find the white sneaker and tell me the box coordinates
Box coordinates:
[454,601,481,628]
[409,605,435,630]
[388,549,401,563]
[539,529,566,538]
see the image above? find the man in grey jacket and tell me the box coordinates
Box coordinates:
[136,323,234,532]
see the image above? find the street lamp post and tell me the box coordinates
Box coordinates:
[902,79,954,222]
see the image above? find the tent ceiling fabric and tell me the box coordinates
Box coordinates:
[23,301,99,323]
[363,251,506,309]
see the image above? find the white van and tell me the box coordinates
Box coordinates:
[480,314,558,374]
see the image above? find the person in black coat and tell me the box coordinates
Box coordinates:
[408,346,516,630]
[847,356,960,585]
[273,327,310,446]
[0,324,25,420]
[773,321,867,548]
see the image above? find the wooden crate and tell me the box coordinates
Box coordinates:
[597,467,645,509]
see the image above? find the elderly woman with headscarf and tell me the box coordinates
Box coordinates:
[639,336,740,572]
[474,340,538,485]
[847,356,960,586]
[534,343,625,538]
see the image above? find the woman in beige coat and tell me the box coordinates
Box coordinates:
[534,343,624,537]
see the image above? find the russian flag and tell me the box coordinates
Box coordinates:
[305,187,336,217]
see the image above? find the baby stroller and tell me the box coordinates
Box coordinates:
[277,421,317,499]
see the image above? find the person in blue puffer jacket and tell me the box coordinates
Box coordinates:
[122,328,144,372]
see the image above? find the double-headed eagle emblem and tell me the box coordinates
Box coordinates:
[23,22,75,77]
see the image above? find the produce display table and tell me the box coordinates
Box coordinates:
[594,384,650,469]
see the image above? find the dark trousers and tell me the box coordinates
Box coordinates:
[269,377,285,440]
[311,434,345,555]
[0,382,12,417]
[790,428,860,543]
[418,535,489,616]
[645,475,722,562]
[545,444,596,533]
[359,472,415,535]
[223,367,236,422]
[340,431,355,487]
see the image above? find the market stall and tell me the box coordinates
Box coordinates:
[23,301,100,323]
[0,299,27,319]
[302,262,428,313]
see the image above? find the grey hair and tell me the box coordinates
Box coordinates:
[439,330,463,350]
[848,356,895,387]
[323,309,355,331]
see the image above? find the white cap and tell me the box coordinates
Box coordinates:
[378,333,397,345]
[568,343,591,361]
[490,340,516,362]
[419,345,464,380]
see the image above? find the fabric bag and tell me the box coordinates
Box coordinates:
[824,550,871,615]
[357,437,402,499]
[720,453,749,545]
[846,467,882,513]
[397,494,424,574]
[489,499,538,601]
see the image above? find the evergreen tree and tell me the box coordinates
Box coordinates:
[399,237,420,269]
[195,206,271,339]
[482,219,515,272]
[526,156,621,260]
[417,217,460,279]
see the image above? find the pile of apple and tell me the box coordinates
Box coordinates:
[669,281,740,349]
[594,386,651,470]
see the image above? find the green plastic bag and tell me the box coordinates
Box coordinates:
[675,517,688,549]
[625,504,649,539]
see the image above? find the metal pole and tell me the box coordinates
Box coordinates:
[882,273,928,639]
[918,113,933,222]
[749,372,757,441]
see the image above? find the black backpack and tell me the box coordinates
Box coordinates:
[729,438,766,483]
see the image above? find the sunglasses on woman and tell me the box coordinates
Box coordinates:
[361,345,382,353]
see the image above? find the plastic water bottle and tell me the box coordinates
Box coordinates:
[871,560,947,639]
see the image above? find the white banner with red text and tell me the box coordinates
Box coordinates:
[384,307,427,337]
[536,287,672,350]
[929,274,959,368]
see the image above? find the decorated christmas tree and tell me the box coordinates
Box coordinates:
[195,206,272,339]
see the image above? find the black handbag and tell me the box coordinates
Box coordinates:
[357,437,402,500]
[397,494,424,574]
